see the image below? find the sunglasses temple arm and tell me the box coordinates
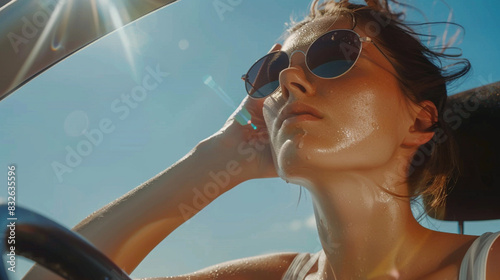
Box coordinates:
[370,40,400,77]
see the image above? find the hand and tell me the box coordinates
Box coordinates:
[205,44,282,181]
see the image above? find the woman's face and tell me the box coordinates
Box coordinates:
[262,15,414,185]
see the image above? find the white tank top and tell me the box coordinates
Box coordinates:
[282,231,500,280]
[459,231,500,280]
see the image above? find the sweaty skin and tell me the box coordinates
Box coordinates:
[262,16,479,279]
[22,12,484,280]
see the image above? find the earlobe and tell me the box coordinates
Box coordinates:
[402,100,438,147]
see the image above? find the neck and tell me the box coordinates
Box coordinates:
[303,158,434,279]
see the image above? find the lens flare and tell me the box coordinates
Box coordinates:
[203,74,257,130]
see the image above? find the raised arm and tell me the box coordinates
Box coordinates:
[23,90,279,279]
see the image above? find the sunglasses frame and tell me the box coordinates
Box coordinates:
[242,26,396,99]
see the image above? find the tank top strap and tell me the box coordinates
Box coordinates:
[282,251,321,280]
[459,231,500,280]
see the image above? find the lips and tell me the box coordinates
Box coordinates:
[277,102,324,128]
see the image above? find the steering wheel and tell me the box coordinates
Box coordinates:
[0,203,131,280]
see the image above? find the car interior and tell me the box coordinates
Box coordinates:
[1,1,498,279]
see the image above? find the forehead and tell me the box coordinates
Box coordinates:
[281,14,355,53]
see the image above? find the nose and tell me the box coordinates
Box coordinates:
[278,50,316,100]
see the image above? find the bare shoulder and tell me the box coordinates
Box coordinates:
[486,232,500,280]
[137,251,300,280]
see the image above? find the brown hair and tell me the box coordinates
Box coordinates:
[290,0,471,218]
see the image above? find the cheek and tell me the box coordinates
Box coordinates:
[329,92,381,152]
[332,90,399,160]
[282,89,403,175]
[262,97,283,164]
[262,103,274,130]
[262,98,279,138]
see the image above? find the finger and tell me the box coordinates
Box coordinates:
[268,43,282,53]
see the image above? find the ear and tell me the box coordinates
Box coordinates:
[402,100,438,147]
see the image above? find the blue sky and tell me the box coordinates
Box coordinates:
[1,0,500,278]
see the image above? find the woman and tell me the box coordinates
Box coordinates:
[25,0,499,279]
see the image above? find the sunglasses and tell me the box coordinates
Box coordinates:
[241,28,391,99]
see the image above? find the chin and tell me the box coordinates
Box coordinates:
[274,135,321,185]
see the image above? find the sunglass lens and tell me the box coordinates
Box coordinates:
[307,30,361,78]
[245,51,288,98]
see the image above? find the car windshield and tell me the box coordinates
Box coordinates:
[1,0,500,279]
